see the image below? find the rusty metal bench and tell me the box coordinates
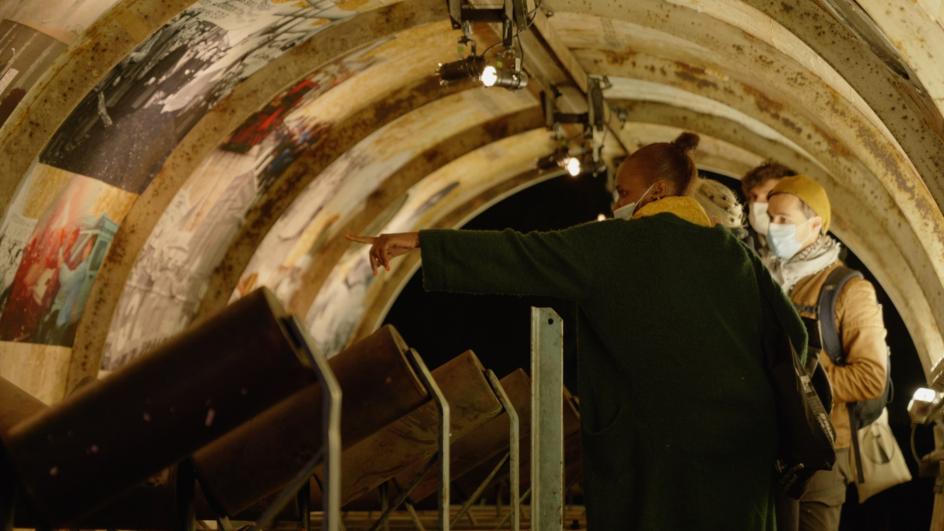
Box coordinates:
[1,288,316,526]
[192,324,428,518]
[398,368,531,504]
[309,350,503,508]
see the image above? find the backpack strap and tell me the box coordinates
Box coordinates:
[817,265,867,481]
[817,266,863,366]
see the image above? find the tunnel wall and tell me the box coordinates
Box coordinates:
[0,8,941,528]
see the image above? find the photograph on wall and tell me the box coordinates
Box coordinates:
[0,20,67,127]
[38,0,367,194]
[0,173,135,346]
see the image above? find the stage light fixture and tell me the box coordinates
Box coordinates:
[438,55,486,85]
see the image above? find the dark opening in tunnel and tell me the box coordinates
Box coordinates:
[385,170,935,528]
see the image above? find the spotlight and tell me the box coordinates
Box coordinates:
[908,387,943,424]
[479,65,528,89]
[536,148,591,178]
[562,156,581,177]
[438,55,485,85]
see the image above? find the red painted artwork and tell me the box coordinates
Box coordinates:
[0,177,119,346]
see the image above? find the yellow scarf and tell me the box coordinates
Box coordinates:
[633,196,712,227]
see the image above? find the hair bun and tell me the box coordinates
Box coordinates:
[672,132,700,153]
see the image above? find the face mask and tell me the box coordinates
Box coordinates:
[613,183,657,220]
[767,221,810,260]
[748,202,770,235]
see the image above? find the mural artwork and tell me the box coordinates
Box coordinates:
[99,42,388,370]
[306,180,461,356]
[0,174,133,346]
[0,0,373,349]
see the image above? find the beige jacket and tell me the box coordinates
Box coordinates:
[789,259,888,449]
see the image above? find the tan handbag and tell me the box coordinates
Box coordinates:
[853,408,912,502]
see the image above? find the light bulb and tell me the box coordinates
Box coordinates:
[914,387,938,403]
[563,156,581,177]
[480,66,498,87]
[596,213,607,221]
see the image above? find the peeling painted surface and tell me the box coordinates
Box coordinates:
[856,0,944,116]
[230,88,536,312]
[69,3,451,387]
[96,21,453,371]
[738,0,944,223]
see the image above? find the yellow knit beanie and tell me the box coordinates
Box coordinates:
[770,175,831,232]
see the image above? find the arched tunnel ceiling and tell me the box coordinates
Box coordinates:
[0,0,943,436]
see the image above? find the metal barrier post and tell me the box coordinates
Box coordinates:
[253,317,342,531]
[406,349,451,531]
[486,370,520,531]
[531,307,564,531]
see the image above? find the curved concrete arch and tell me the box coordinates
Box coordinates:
[736,0,944,203]
[0,0,201,218]
[611,100,822,180]
[549,0,944,210]
[853,0,944,117]
[68,5,452,388]
[550,10,937,223]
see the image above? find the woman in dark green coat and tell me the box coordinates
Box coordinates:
[351,133,805,530]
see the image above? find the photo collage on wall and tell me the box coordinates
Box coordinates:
[0,0,369,349]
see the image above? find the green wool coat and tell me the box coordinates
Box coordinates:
[419,212,807,530]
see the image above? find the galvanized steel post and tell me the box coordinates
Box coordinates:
[407,349,451,531]
[254,316,342,531]
[530,307,564,531]
[486,369,520,531]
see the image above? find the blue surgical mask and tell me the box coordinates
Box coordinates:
[768,221,808,260]
[613,183,657,220]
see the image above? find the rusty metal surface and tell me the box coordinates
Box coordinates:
[193,325,428,516]
[309,350,503,507]
[742,0,944,209]
[3,288,313,525]
[0,377,46,436]
[400,369,532,503]
[68,0,451,396]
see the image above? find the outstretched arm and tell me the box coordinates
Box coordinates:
[349,225,599,302]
